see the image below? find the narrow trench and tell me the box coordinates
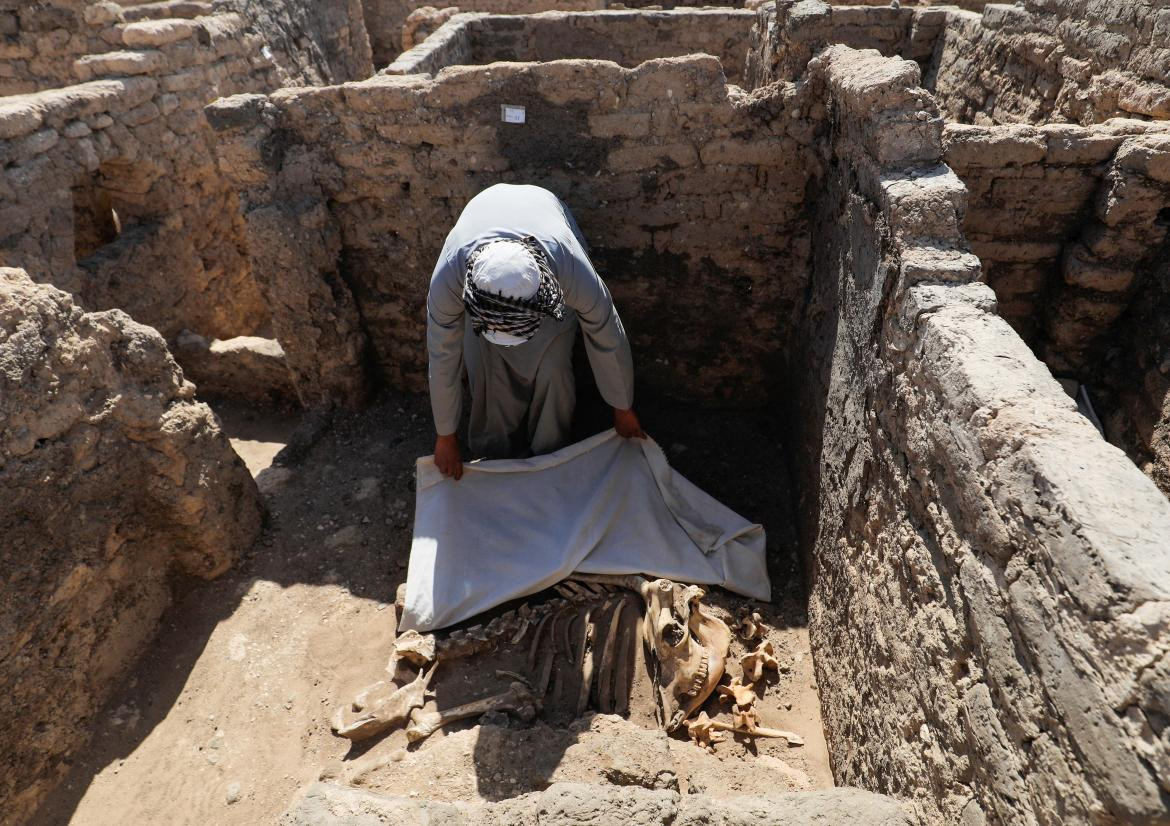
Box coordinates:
[37,382,831,824]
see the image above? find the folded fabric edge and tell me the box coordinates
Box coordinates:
[415,429,622,491]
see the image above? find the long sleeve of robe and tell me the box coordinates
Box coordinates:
[427,184,634,451]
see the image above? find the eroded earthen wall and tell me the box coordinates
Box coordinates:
[943,120,1170,356]
[794,44,1170,825]
[0,267,262,824]
[928,1,1170,125]
[209,54,825,408]
[218,0,374,86]
[454,10,756,85]
[362,0,747,69]
[0,14,276,342]
[0,0,374,405]
[1,0,373,97]
[748,0,1170,499]
[744,1,947,90]
[0,0,115,96]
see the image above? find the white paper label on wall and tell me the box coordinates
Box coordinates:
[501,104,526,124]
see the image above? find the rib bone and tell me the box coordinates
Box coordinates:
[405,681,536,743]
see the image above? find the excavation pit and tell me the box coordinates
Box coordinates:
[33,393,833,825]
[5,1,1170,824]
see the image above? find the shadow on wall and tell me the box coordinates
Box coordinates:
[206,55,824,413]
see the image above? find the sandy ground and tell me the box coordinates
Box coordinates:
[213,399,300,475]
[34,393,830,825]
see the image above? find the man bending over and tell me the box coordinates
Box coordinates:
[427,183,644,478]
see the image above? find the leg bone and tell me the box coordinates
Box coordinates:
[406,681,536,743]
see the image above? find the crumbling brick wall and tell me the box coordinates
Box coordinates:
[0,0,374,368]
[362,0,604,69]
[749,0,1170,499]
[942,120,1170,354]
[0,267,262,824]
[1,0,373,96]
[218,0,374,86]
[208,53,825,408]
[743,1,947,90]
[0,0,115,96]
[793,44,1170,825]
[0,13,277,342]
[928,1,1170,125]
[361,0,746,70]
[388,9,756,85]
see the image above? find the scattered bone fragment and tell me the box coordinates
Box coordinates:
[405,681,536,743]
[738,611,770,641]
[392,630,437,665]
[687,710,804,749]
[686,712,727,751]
[332,664,437,741]
[717,676,757,709]
[741,640,780,683]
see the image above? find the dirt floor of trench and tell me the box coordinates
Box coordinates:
[35,392,831,825]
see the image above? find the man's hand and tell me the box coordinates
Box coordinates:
[614,408,646,439]
[434,433,463,480]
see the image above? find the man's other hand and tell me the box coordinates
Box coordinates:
[434,433,463,479]
[614,408,646,439]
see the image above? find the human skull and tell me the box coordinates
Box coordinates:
[638,578,732,731]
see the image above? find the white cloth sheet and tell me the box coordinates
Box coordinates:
[401,430,771,631]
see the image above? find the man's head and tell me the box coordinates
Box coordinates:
[464,237,564,346]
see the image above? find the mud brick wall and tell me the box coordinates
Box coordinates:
[362,0,748,69]
[942,119,1170,350]
[0,13,275,341]
[0,0,114,96]
[0,267,261,824]
[794,44,1170,825]
[361,0,605,68]
[928,1,1170,125]
[1,0,373,96]
[943,120,1170,498]
[0,0,373,352]
[209,55,825,408]
[744,0,947,89]
[217,0,374,86]
[460,10,757,86]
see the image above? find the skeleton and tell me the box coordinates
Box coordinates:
[571,574,732,731]
[333,574,734,743]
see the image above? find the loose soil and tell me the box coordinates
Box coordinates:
[35,393,830,825]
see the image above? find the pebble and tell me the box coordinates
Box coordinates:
[226,782,242,804]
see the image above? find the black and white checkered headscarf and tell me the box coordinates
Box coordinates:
[463,236,565,342]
